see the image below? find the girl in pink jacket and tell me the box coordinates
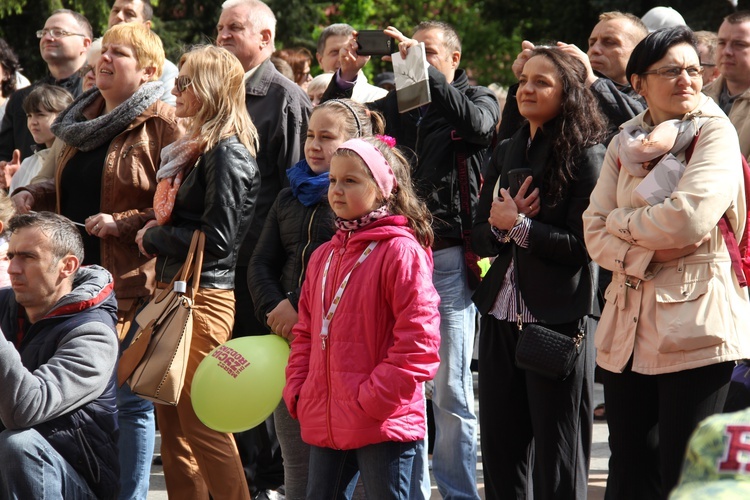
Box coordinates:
[283,137,441,499]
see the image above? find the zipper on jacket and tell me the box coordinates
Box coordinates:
[298,205,319,288]
[324,230,352,449]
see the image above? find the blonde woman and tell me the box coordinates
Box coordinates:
[136,45,260,499]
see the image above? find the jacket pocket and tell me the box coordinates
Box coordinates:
[654,263,725,353]
[594,281,618,353]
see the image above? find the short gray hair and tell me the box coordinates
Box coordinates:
[9,212,84,263]
[413,21,461,54]
[317,23,354,55]
[221,0,276,43]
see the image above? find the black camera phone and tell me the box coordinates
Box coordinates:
[357,30,397,56]
[507,168,535,198]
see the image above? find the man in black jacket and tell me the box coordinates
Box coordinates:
[0,10,90,166]
[323,21,499,499]
[0,212,119,499]
[216,1,310,497]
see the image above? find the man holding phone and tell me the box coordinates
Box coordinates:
[316,23,387,103]
[322,21,499,500]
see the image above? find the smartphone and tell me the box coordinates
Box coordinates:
[357,30,397,56]
[507,168,535,198]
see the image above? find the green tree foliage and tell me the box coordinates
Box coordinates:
[4,0,748,89]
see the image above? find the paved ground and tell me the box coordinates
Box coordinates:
[147,380,610,499]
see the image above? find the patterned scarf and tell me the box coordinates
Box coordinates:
[334,205,390,231]
[618,114,708,177]
[153,137,204,225]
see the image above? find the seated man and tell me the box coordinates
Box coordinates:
[0,211,119,499]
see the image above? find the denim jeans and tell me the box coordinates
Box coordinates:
[0,428,96,499]
[117,307,155,500]
[307,440,419,499]
[117,383,154,500]
[431,247,480,499]
[410,386,431,500]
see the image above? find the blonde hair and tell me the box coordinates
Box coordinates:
[179,45,259,155]
[0,192,15,233]
[334,137,434,248]
[102,23,164,80]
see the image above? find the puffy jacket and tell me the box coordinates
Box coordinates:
[704,75,750,160]
[583,95,750,374]
[20,96,181,299]
[0,265,120,499]
[247,185,336,328]
[323,68,499,244]
[143,135,260,289]
[283,216,441,450]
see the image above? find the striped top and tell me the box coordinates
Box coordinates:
[488,217,537,323]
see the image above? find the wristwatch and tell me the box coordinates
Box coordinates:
[513,213,526,227]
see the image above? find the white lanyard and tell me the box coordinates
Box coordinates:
[320,241,378,350]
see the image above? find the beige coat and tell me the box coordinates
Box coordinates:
[704,76,750,161]
[583,95,750,375]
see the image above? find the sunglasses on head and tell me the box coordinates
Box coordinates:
[175,75,193,93]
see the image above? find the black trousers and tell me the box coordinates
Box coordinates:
[601,359,733,500]
[478,316,595,500]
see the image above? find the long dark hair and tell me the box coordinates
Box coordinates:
[526,47,606,203]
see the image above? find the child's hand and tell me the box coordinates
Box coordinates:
[267,299,299,341]
[0,149,21,191]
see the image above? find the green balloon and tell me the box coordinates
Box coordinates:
[191,335,290,432]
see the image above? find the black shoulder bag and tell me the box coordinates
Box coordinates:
[512,246,585,380]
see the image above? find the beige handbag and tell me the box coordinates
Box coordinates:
[117,230,205,405]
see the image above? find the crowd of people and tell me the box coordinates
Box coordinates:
[0,0,749,499]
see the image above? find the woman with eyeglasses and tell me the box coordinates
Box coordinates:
[135,44,259,500]
[583,26,750,499]
[13,23,181,500]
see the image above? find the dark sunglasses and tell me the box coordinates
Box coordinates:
[175,75,193,93]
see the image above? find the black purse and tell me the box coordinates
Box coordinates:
[511,247,585,380]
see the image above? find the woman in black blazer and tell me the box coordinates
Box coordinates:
[471,47,606,500]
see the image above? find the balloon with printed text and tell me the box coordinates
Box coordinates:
[191,335,290,432]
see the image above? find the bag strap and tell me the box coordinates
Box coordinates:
[152,230,204,303]
[512,245,585,336]
[451,131,484,288]
[683,132,748,286]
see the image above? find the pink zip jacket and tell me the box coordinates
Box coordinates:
[283,215,441,450]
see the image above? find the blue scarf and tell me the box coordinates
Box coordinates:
[286,159,330,207]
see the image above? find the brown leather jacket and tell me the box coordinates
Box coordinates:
[22,96,182,299]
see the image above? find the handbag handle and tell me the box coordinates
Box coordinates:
[152,230,205,303]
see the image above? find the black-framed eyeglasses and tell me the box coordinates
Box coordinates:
[640,66,704,79]
[78,64,94,78]
[36,28,86,39]
[175,75,193,93]
[700,62,716,67]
